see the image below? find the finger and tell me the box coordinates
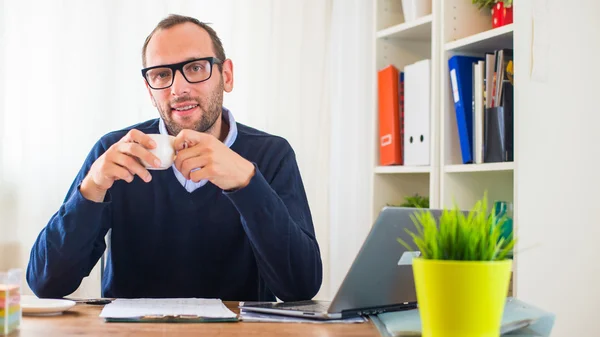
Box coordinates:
[118,142,162,169]
[189,165,213,183]
[111,152,152,183]
[173,129,210,151]
[121,129,156,150]
[107,164,135,183]
[174,146,209,171]
[178,156,210,180]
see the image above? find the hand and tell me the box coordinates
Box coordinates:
[173,129,255,191]
[81,129,162,202]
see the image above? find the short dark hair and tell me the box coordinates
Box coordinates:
[142,14,226,71]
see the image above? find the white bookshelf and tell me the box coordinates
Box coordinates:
[376,14,433,41]
[445,23,514,52]
[372,0,440,220]
[444,162,514,173]
[372,0,517,295]
[439,0,515,211]
[375,165,432,174]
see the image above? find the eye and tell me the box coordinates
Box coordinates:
[186,61,207,73]
[149,70,171,81]
[156,71,170,79]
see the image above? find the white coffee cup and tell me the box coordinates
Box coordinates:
[142,134,175,170]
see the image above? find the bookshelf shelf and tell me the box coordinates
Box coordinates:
[445,24,514,53]
[376,15,433,41]
[375,166,431,174]
[444,162,515,173]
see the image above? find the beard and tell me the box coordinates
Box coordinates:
[157,80,223,136]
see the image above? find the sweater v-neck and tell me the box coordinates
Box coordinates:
[158,167,221,209]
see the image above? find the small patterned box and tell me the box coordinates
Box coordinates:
[0,269,21,336]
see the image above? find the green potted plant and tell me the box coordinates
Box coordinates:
[397,193,515,337]
[472,0,513,28]
[388,193,430,208]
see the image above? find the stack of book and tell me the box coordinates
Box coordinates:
[449,49,514,164]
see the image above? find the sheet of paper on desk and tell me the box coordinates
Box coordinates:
[99,298,237,319]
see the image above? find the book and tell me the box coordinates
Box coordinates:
[473,60,485,164]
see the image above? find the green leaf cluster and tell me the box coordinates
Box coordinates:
[397,193,514,261]
[389,194,430,209]
[472,0,512,10]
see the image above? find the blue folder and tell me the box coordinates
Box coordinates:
[448,55,483,164]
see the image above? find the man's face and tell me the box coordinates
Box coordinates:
[144,23,233,136]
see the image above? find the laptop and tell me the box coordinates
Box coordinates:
[240,206,444,320]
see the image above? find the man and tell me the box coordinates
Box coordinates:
[26,14,323,302]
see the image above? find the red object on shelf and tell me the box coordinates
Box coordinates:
[377,65,403,166]
[492,2,513,28]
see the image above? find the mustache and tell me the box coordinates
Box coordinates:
[170,96,201,105]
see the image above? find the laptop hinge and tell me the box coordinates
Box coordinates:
[340,302,417,318]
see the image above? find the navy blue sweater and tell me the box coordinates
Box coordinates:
[26,119,322,301]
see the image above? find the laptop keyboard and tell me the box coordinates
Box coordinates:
[250,300,331,312]
[277,301,331,312]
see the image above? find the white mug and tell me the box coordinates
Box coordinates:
[142,134,175,170]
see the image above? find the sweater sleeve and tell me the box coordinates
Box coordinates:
[26,140,113,298]
[224,147,323,301]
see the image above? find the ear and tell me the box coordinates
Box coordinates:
[221,59,234,93]
[145,80,157,107]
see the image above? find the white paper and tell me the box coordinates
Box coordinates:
[450,69,459,103]
[99,298,237,319]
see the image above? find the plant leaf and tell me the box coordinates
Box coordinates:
[396,190,515,261]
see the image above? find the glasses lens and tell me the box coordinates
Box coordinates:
[183,59,212,83]
[146,67,173,89]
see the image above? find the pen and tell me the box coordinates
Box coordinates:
[66,298,112,305]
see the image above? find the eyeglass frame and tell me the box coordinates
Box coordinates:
[141,57,223,90]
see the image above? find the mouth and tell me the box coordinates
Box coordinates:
[171,103,199,117]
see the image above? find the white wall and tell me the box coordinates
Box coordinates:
[515,1,600,336]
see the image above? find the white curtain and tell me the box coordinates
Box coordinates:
[228,0,333,300]
[0,0,337,299]
[328,0,374,296]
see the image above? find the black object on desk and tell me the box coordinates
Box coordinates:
[84,299,112,305]
[66,298,112,305]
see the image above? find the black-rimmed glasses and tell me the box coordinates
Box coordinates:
[141,57,222,89]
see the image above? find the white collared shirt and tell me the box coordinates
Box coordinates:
[158,107,238,192]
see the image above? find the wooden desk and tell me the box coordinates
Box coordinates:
[15,302,381,337]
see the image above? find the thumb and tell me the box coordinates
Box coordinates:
[173,129,206,151]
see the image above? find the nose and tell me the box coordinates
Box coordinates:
[170,69,191,96]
